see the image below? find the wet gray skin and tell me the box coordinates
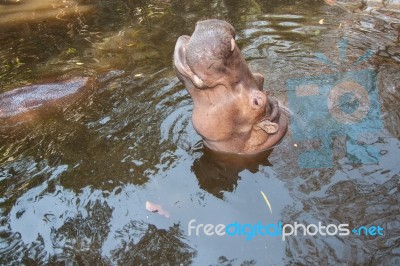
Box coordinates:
[0,0,399,265]
[0,77,90,119]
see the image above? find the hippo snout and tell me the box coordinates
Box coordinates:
[174,19,245,89]
[187,19,236,64]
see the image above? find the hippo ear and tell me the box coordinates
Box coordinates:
[254,120,279,134]
[173,36,205,88]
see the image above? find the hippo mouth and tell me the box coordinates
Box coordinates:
[173,20,238,89]
[173,35,205,88]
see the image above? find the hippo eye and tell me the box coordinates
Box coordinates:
[253,99,259,106]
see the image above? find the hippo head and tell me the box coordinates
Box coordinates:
[173,19,288,154]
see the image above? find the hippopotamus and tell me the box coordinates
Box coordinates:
[173,19,289,154]
[0,77,90,121]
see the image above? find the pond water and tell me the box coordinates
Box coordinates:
[0,0,399,265]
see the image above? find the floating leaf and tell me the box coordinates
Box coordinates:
[260,191,272,214]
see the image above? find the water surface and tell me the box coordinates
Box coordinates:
[0,0,399,265]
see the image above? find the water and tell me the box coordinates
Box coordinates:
[0,0,399,265]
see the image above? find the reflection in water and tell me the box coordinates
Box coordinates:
[193,147,272,199]
[0,0,93,90]
[0,0,92,25]
[110,223,196,265]
[2,161,197,264]
[284,174,400,265]
[0,0,399,265]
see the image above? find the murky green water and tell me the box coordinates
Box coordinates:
[0,0,399,265]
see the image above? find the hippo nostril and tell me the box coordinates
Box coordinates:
[254,99,259,106]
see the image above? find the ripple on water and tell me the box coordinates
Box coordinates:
[160,103,200,151]
[238,13,323,60]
